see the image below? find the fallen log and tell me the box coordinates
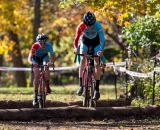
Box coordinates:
[0,105,159,121]
[0,98,131,109]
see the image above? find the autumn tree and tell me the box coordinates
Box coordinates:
[32,0,41,42]
[0,0,32,86]
[59,0,160,53]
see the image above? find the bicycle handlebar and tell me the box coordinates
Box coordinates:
[76,53,99,57]
[39,64,48,67]
[39,63,54,67]
[39,63,55,71]
[74,53,99,63]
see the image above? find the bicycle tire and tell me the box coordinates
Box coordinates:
[39,77,46,108]
[83,69,90,107]
[90,75,97,107]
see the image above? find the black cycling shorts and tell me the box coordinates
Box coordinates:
[82,34,100,48]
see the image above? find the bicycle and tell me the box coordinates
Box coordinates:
[37,64,54,108]
[76,51,100,107]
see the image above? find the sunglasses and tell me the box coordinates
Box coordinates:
[39,39,46,44]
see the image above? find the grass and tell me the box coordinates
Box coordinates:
[0,84,125,102]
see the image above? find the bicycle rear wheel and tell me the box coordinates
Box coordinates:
[83,69,90,107]
[39,78,46,108]
[89,75,97,107]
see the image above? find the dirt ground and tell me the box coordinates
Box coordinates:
[0,118,160,130]
[0,99,160,130]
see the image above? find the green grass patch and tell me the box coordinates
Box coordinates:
[0,84,124,102]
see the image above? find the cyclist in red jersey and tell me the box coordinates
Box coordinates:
[73,11,106,100]
[28,33,55,106]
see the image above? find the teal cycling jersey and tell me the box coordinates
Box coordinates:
[73,21,105,49]
[31,42,54,64]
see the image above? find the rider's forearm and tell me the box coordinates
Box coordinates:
[73,33,81,49]
[99,30,105,49]
[100,56,106,64]
[50,55,55,63]
[73,23,83,48]
[28,52,33,64]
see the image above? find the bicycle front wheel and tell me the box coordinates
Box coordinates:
[90,75,97,107]
[83,69,90,107]
[39,78,46,108]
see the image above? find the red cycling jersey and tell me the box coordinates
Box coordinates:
[73,22,86,48]
[73,21,105,49]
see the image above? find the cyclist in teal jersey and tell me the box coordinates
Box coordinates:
[28,33,55,106]
[73,11,106,100]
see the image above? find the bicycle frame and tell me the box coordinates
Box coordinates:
[38,65,48,108]
[78,53,99,107]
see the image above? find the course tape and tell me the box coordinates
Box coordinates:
[0,61,159,78]
[0,62,125,72]
[154,67,160,72]
[105,62,126,67]
[126,70,153,78]
[114,67,154,78]
[0,66,79,72]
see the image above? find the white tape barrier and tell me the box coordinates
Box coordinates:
[126,70,153,78]
[0,61,159,78]
[114,67,153,78]
[105,62,126,67]
[0,66,79,72]
[0,62,125,72]
[0,67,31,71]
[154,67,160,72]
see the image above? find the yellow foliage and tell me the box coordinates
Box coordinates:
[124,21,131,27]
[0,39,7,54]
[21,48,30,55]
[118,15,123,21]
[0,36,15,56]
[0,0,31,32]
[155,12,160,18]
[0,48,4,55]
[94,11,100,19]
[52,18,68,27]
[4,52,12,61]
[0,37,12,61]
[0,0,31,58]
[113,57,120,62]
[123,13,129,18]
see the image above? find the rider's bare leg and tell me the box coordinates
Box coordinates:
[77,55,86,95]
[33,66,40,93]
[44,65,51,93]
[94,57,101,99]
[94,57,101,80]
[79,56,86,78]
[33,66,40,105]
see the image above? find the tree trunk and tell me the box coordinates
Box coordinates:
[30,0,41,87]
[106,32,126,51]
[0,55,3,79]
[32,0,41,43]
[0,35,4,79]
[8,31,26,87]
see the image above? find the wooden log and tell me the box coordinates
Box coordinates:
[0,106,159,121]
[0,99,131,109]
